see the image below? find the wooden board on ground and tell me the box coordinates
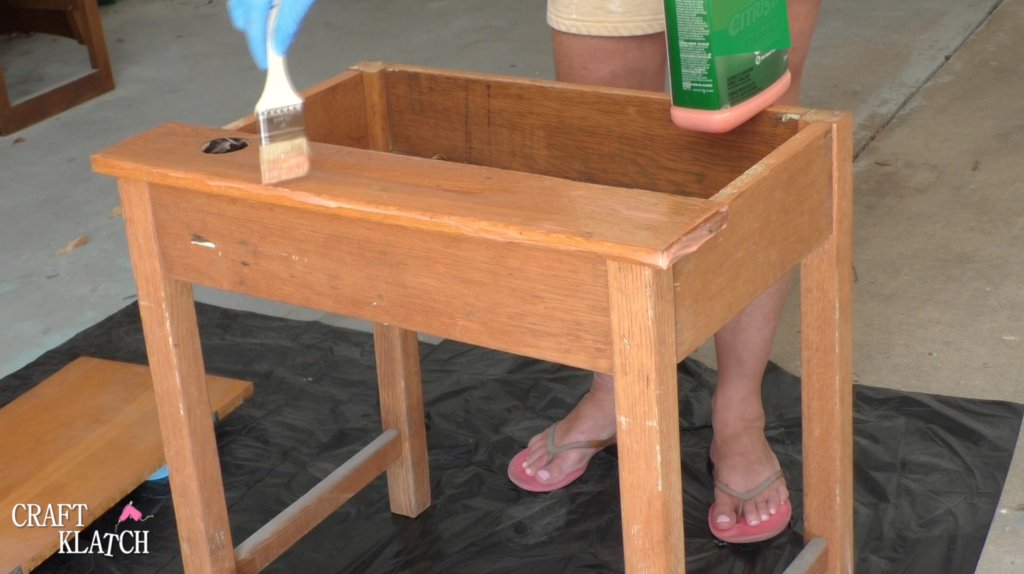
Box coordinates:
[0,357,253,573]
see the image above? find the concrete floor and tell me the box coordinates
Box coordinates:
[1,0,1022,571]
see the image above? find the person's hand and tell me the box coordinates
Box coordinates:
[227,0,316,70]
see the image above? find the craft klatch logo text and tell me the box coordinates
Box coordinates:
[11,502,152,556]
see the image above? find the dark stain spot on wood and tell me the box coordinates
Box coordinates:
[200,137,249,154]
[241,261,250,267]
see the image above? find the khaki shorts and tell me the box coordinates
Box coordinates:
[548,0,666,37]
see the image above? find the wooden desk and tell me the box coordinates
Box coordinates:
[91,62,853,574]
[0,0,114,135]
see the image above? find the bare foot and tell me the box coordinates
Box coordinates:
[521,373,617,486]
[708,391,789,530]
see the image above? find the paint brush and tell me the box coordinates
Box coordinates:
[256,3,311,185]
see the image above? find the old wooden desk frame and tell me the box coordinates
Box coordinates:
[91,61,853,574]
[0,0,115,135]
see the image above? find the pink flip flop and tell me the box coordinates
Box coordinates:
[708,469,791,544]
[507,423,615,492]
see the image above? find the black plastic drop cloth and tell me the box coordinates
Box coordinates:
[2,303,1020,574]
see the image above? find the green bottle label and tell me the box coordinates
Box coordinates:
[709,0,791,56]
[664,0,791,111]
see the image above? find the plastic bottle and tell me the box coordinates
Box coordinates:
[664,0,792,133]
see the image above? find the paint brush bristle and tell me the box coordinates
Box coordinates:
[258,104,310,184]
[260,137,310,184]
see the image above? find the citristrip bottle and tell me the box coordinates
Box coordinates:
[664,0,792,134]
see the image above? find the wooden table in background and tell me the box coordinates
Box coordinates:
[0,0,114,135]
[91,61,853,574]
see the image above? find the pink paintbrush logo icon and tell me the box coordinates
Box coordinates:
[118,503,142,523]
[115,501,153,533]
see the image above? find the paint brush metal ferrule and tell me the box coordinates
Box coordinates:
[257,104,307,146]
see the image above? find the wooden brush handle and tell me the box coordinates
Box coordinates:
[256,3,302,111]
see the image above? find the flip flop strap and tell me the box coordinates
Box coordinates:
[714,470,785,501]
[543,424,615,462]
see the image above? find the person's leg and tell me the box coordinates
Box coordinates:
[550,31,667,91]
[708,0,822,530]
[523,2,823,515]
[520,31,667,484]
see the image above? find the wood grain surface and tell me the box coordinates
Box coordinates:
[120,178,237,573]
[0,357,252,574]
[382,64,800,200]
[92,122,727,268]
[798,111,855,574]
[147,185,615,374]
[608,261,685,574]
[672,122,834,359]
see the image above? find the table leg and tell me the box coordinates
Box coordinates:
[79,0,114,88]
[607,260,685,574]
[799,112,854,574]
[119,179,236,573]
[374,324,431,517]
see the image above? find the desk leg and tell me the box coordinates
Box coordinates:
[799,112,854,574]
[79,0,115,89]
[374,324,431,517]
[120,179,236,573]
[607,261,685,574]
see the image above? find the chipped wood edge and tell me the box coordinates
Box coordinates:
[657,207,728,269]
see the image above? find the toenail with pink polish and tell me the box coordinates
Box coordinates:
[715,515,730,524]
[537,470,550,481]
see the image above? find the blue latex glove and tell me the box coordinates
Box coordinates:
[228,0,316,70]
